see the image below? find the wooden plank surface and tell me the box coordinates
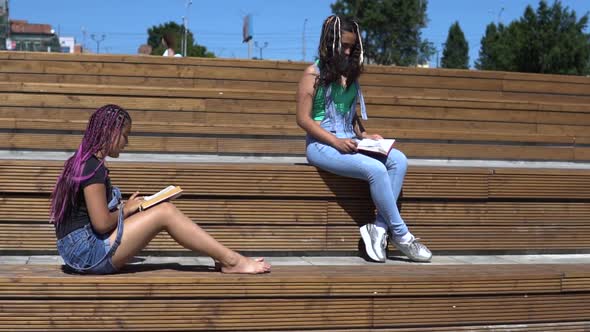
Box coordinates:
[1,160,588,199]
[1,51,589,87]
[2,132,589,161]
[1,222,589,253]
[2,264,585,297]
[2,52,590,332]
[0,160,480,198]
[5,199,589,226]
[0,160,588,253]
[0,264,588,331]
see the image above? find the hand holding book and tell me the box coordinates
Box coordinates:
[356,138,396,156]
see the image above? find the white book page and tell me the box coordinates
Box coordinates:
[143,185,176,201]
[357,139,395,153]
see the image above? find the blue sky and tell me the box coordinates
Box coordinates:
[9,0,590,68]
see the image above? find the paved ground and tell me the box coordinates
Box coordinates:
[1,254,589,267]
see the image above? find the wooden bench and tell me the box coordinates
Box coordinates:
[1,52,590,331]
[1,52,589,161]
[1,263,589,331]
[1,159,588,255]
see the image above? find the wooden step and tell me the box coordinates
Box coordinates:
[0,160,588,254]
[0,263,588,331]
[2,160,589,199]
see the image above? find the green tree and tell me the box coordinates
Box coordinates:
[476,23,499,70]
[441,21,469,69]
[476,0,590,75]
[331,0,435,66]
[475,23,520,71]
[147,21,214,58]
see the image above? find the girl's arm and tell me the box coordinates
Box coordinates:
[296,65,357,153]
[353,113,366,138]
[84,183,141,234]
[353,113,383,140]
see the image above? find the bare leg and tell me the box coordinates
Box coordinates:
[108,202,271,274]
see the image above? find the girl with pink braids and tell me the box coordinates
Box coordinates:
[51,104,271,274]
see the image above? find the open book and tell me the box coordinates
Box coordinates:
[356,138,396,156]
[140,185,183,211]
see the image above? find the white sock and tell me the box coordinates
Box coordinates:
[395,232,414,244]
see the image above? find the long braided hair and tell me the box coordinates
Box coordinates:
[50,104,131,225]
[315,15,364,91]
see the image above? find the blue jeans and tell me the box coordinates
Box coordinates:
[306,141,409,236]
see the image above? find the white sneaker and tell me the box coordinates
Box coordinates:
[391,234,432,262]
[359,224,387,262]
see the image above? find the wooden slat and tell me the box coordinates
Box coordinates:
[2,52,589,89]
[0,161,587,253]
[3,81,590,114]
[1,57,589,163]
[1,264,582,297]
[3,114,586,145]
[2,222,589,253]
[1,160,589,199]
[490,168,590,199]
[1,295,588,331]
[0,264,588,330]
[254,322,590,332]
[6,198,589,226]
[0,82,295,101]
[0,51,579,85]
[3,132,590,161]
[8,221,590,252]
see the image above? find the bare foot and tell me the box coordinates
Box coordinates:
[221,255,271,274]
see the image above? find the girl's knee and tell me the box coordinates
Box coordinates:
[388,149,408,171]
[151,201,178,219]
[365,161,389,180]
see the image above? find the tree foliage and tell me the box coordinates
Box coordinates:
[476,0,590,75]
[331,0,434,66]
[441,21,469,69]
[147,21,214,58]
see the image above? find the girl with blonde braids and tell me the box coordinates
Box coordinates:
[296,15,431,263]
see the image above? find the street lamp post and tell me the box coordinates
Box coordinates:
[416,0,424,66]
[183,0,192,57]
[90,33,106,54]
[255,41,268,60]
[302,18,308,62]
[81,26,87,52]
[181,16,185,56]
[488,7,505,24]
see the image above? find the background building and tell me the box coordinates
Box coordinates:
[59,36,75,53]
[0,0,8,50]
[10,19,60,52]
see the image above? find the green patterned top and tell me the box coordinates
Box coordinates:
[311,82,357,121]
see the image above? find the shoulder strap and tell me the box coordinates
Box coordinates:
[356,81,368,120]
[313,59,320,75]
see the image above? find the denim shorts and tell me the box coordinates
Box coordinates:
[57,221,123,275]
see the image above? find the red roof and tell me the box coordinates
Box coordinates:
[10,20,53,34]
